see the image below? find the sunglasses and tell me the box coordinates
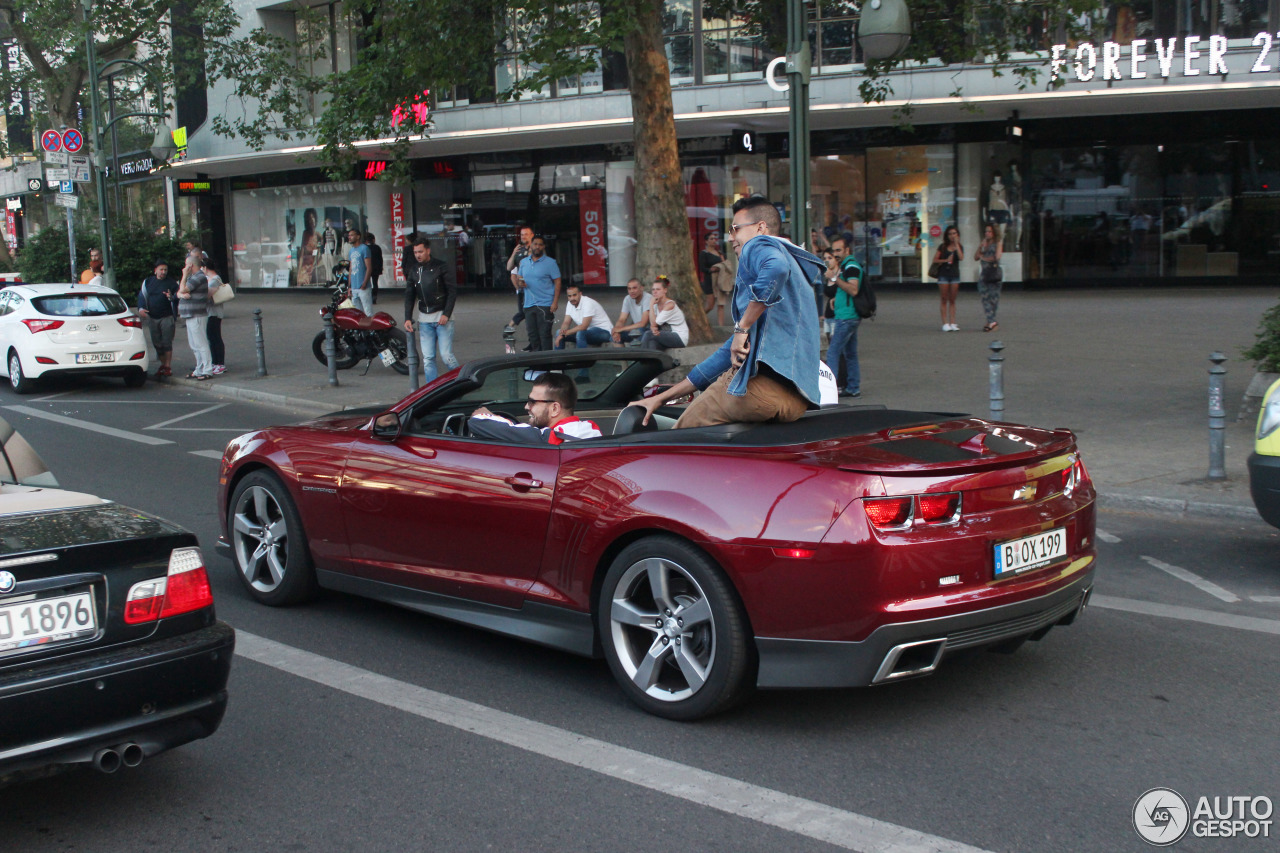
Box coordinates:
[526,397,555,406]
[730,220,762,234]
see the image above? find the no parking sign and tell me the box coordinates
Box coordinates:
[40,129,61,152]
[61,128,83,153]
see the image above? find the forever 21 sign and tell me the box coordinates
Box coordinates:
[1051,31,1280,83]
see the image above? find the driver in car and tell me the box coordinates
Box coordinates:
[468,373,602,445]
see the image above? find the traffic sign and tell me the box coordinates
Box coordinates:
[69,155,90,182]
[44,167,69,182]
[55,193,79,209]
[44,149,68,164]
[26,178,44,193]
[59,180,74,194]
[41,129,62,152]
[60,128,83,153]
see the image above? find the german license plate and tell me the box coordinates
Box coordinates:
[994,527,1067,577]
[379,349,396,366]
[0,591,97,653]
[75,352,115,364]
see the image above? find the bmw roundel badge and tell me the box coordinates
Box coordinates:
[0,571,15,593]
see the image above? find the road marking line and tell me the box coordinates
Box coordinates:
[189,450,225,459]
[1095,529,1120,544]
[2,405,173,446]
[235,631,992,853]
[1091,595,1280,636]
[1250,595,1280,604]
[146,402,227,430]
[1140,556,1240,603]
[31,390,73,401]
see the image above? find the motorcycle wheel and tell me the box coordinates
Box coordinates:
[383,328,410,375]
[311,329,359,370]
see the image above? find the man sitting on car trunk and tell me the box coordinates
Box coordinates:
[468,372,601,444]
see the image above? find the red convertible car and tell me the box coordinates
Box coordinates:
[217,350,1095,720]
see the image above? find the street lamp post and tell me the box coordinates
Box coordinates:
[80,0,177,289]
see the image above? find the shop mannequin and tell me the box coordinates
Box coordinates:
[985,173,1011,248]
[1007,163,1023,250]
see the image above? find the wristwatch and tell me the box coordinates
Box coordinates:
[733,326,749,335]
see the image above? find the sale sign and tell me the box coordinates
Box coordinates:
[390,192,406,283]
[578,189,606,286]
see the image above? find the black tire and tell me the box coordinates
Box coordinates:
[227,470,317,606]
[122,369,146,388]
[597,535,754,720]
[7,350,36,394]
[311,329,359,370]
[383,327,410,375]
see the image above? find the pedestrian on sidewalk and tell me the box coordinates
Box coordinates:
[176,253,213,379]
[401,231,420,282]
[555,285,613,350]
[506,225,534,334]
[639,276,688,351]
[611,278,652,345]
[826,237,862,398]
[515,236,561,351]
[364,232,383,305]
[977,223,1004,332]
[698,233,723,319]
[137,260,178,377]
[204,259,229,375]
[347,228,373,315]
[932,225,963,331]
[402,237,459,383]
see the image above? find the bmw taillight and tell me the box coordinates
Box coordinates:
[864,492,962,530]
[123,547,214,624]
[22,318,64,334]
[117,315,142,328]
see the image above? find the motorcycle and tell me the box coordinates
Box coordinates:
[311,266,410,375]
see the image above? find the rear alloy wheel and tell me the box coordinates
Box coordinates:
[7,351,35,394]
[598,535,753,720]
[229,471,316,606]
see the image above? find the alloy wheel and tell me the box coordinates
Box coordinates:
[232,484,291,593]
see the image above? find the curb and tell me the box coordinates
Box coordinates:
[164,376,362,416]
[1097,491,1260,521]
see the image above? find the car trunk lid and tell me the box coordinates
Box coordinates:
[828,419,1077,478]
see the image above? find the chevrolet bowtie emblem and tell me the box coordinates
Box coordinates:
[1013,484,1036,501]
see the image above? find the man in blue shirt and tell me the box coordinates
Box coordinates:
[347,228,373,315]
[635,196,823,428]
[515,236,561,351]
[827,237,862,398]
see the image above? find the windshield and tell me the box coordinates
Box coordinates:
[451,359,637,409]
[33,293,128,317]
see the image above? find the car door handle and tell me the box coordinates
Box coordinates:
[504,474,543,490]
[409,446,436,459]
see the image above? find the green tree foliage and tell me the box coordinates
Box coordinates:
[16,222,192,302]
[1244,299,1280,374]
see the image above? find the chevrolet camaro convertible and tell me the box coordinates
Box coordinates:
[217,350,1096,720]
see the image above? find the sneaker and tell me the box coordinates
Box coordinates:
[212,365,226,375]
[840,390,861,398]
[941,324,949,332]
[951,324,960,332]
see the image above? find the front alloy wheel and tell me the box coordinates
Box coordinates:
[229,471,316,605]
[599,536,752,720]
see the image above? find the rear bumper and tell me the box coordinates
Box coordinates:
[0,621,234,780]
[754,571,1093,688]
[1247,452,1280,528]
[28,362,147,380]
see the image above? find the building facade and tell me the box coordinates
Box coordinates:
[157,1,1279,292]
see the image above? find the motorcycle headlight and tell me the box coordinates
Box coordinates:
[1258,382,1280,440]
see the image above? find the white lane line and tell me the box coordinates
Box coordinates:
[189,450,225,459]
[1250,596,1280,604]
[3,405,173,446]
[1095,529,1120,544]
[235,631,991,853]
[1091,595,1280,636]
[146,402,227,430]
[1140,556,1240,603]
[31,389,74,401]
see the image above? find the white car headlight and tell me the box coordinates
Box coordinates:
[1258,384,1280,440]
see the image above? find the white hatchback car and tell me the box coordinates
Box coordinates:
[0,283,149,393]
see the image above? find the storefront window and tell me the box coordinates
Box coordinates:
[229,181,367,287]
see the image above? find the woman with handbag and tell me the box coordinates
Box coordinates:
[977,223,1004,332]
[639,275,688,351]
[204,259,233,375]
[931,225,963,332]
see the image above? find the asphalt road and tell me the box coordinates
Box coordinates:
[3,377,1278,853]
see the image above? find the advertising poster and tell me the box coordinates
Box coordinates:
[578,188,607,286]
[390,193,406,283]
[286,205,365,286]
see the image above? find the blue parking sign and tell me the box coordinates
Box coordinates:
[59,180,73,194]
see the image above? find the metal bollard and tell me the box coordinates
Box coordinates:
[324,312,339,387]
[253,309,268,377]
[988,340,1005,421]
[1208,351,1227,480]
[406,321,420,392]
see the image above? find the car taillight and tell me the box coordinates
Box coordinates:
[1063,453,1090,497]
[22,319,64,334]
[123,547,214,625]
[117,315,142,328]
[864,496,913,528]
[917,492,961,524]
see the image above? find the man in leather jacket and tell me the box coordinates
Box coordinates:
[402,236,459,382]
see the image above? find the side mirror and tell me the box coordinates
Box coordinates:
[372,411,402,441]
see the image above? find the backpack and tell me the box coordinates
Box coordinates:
[853,277,876,320]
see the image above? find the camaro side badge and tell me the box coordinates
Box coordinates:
[0,571,15,593]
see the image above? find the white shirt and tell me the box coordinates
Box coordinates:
[652,301,688,345]
[566,295,612,332]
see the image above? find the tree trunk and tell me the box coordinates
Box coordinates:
[622,0,713,345]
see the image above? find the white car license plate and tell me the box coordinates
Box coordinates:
[379,348,396,366]
[994,527,1067,577]
[0,591,97,653]
[75,352,115,364]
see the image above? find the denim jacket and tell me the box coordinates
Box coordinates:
[687,235,824,404]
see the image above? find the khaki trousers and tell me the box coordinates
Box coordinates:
[675,367,809,429]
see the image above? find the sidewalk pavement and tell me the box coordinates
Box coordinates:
[161,284,1280,520]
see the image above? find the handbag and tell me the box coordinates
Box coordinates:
[980,262,1003,284]
[211,283,236,305]
[927,260,942,279]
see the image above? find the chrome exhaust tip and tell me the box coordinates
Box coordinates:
[872,638,947,684]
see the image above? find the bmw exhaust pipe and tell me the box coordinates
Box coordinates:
[92,747,121,774]
[119,743,144,768]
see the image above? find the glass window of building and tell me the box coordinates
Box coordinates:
[701,5,766,82]
[664,0,696,83]
[809,0,859,73]
[294,2,358,114]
